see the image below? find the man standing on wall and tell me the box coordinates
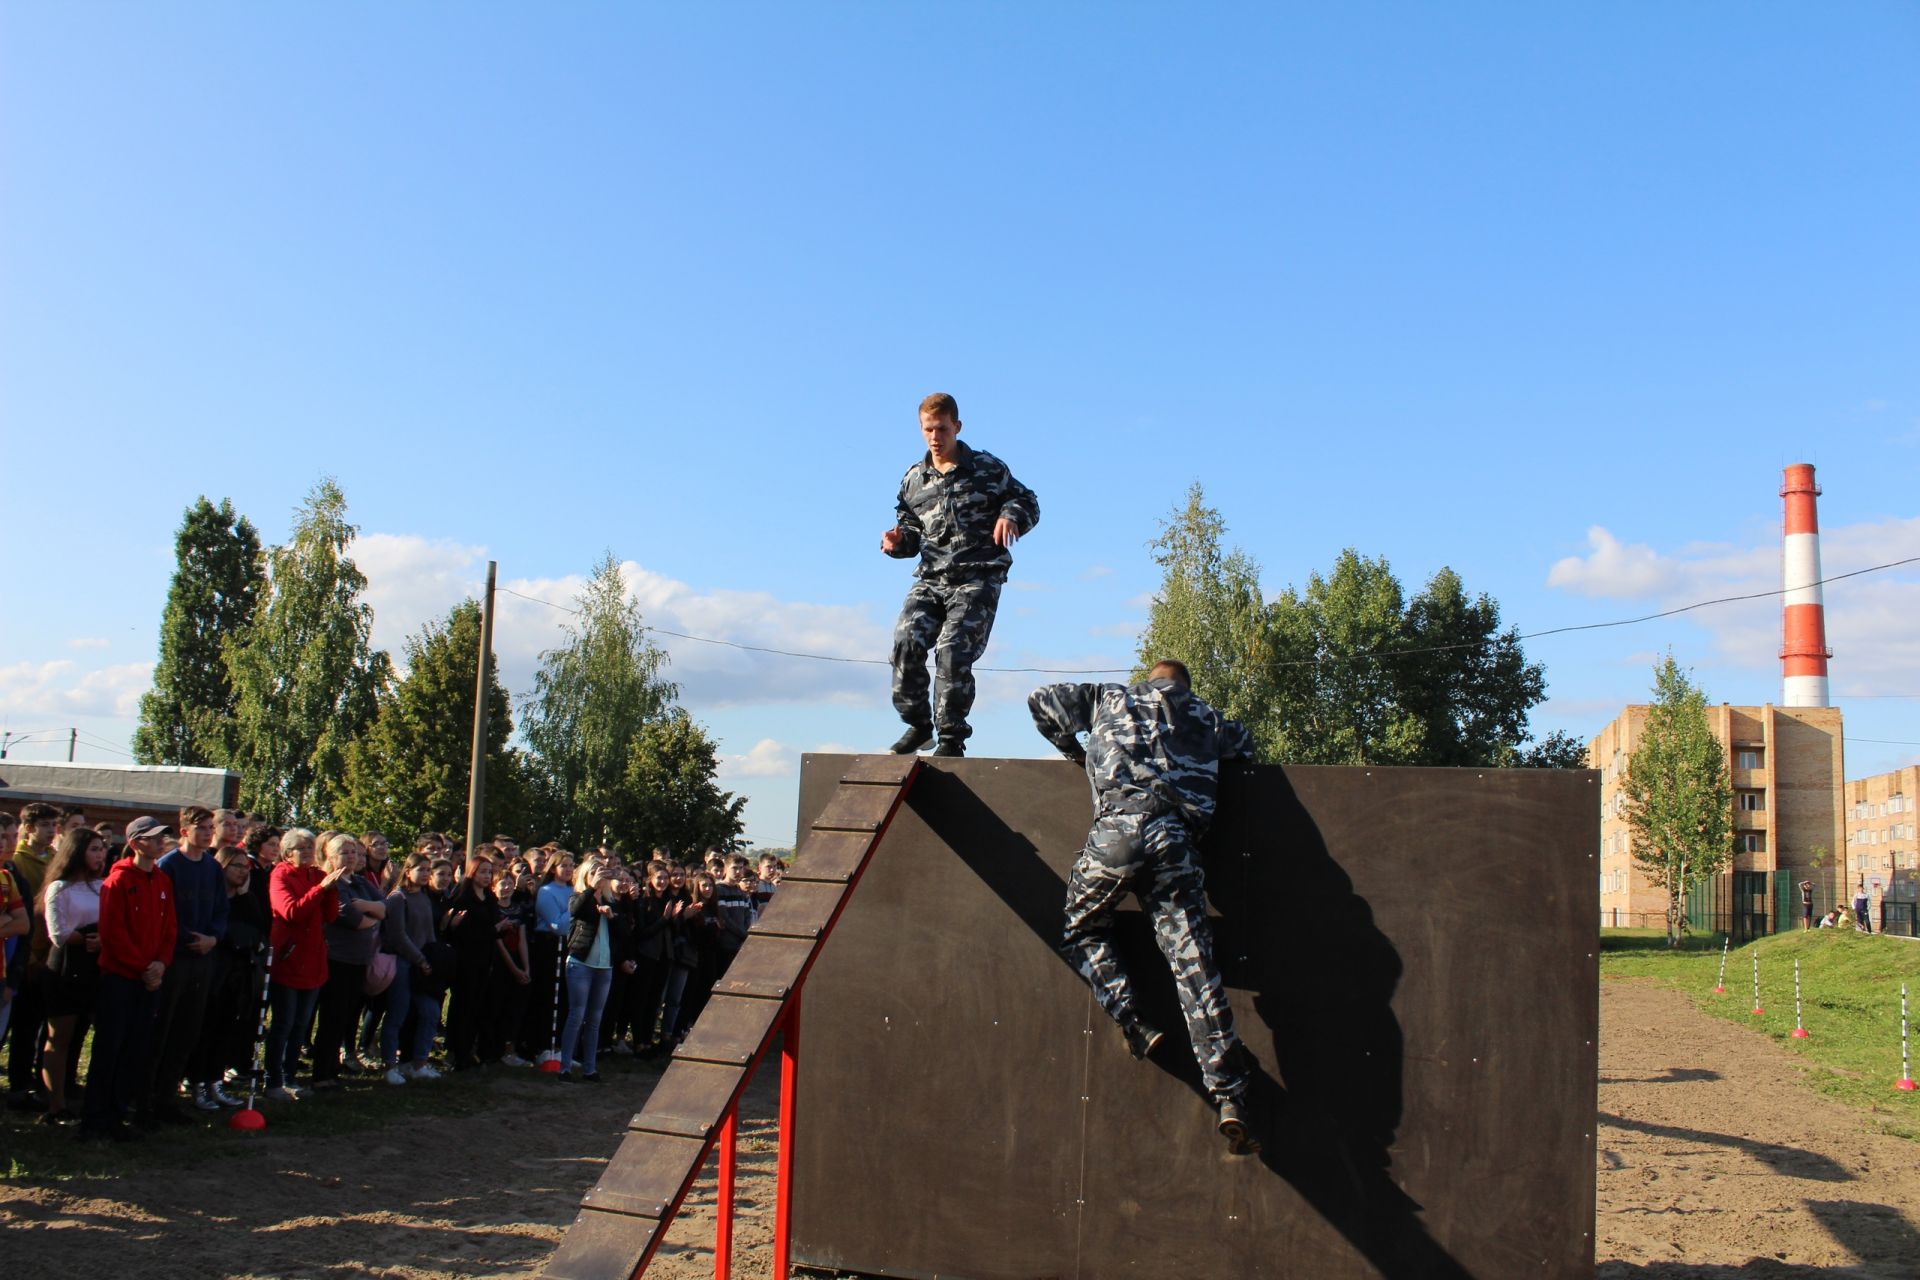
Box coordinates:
[1029,659,1260,1153]
[881,392,1038,758]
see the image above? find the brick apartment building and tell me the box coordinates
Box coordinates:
[1842,764,1920,931]
[1592,703,1845,936]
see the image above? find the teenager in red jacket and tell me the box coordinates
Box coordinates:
[263,829,347,1100]
[78,816,177,1141]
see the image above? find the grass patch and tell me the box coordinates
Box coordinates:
[1600,926,1920,1140]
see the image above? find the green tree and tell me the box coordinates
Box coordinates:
[133,497,264,765]
[1134,488,1566,768]
[621,710,747,858]
[225,479,392,825]
[1133,483,1276,734]
[336,599,527,845]
[1623,654,1733,947]
[521,551,679,849]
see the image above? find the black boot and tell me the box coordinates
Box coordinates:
[1216,1094,1259,1155]
[1123,1020,1165,1060]
[931,738,965,757]
[889,725,933,755]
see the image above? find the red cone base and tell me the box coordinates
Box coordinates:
[539,1058,563,1074]
[229,1107,267,1131]
[1791,1028,1810,1039]
[1752,1006,1765,1016]
[1897,1078,1917,1092]
[1713,985,1725,994]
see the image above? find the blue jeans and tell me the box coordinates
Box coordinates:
[560,959,612,1074]
[265,982,322,1088]
[379,960,442,1065]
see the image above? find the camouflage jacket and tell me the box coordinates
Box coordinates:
[886,440,1039,584]
[1028,678,1254,831]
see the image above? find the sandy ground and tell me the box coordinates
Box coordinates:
[3,980,1917,1278]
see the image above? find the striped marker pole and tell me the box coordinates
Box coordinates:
[540,952,564,1074]
[230,943,273,1131]
[1714,936,1729,994]
[1751,949,1764,1016]
[1898,985,1916,1092]
[1791,959,1810,1038]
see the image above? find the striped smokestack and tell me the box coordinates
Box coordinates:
[1780,462,1831,707]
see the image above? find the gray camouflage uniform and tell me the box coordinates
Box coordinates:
[1029,676,1256,1102]
[886,440,1038,744]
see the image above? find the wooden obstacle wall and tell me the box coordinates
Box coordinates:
[789,756,1599,1280]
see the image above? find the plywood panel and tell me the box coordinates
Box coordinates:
[628,1059,749,1140]
[789,755,1599,1280]
[672,994,783,1067]
[541,1208,660,1280]
[582,1132,707,1220]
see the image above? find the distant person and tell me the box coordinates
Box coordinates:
[882,392,1039,758]
[1799,879,1815,931]
[79,816,177,1141]
[1853,879,1872,933]
[1029,659,1261,1154]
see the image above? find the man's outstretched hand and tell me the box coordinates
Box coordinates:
[993,517,1019,548]
[881,527,904,554]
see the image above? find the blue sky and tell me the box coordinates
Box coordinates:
[4,4,1917,846]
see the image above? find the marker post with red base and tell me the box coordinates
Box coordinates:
[1898,984,1917,1093]
[1751,949,1764,1017]
[230,942,272,1131]
[1713,936,1729,994]
[540,960,564,1074]
[1790,959,1810,1039]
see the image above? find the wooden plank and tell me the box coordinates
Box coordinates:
[838,754,920,786]
[748,879,846,940]
[541,1207,660,1280]
[581,1131,708,1219]
[628,1059,747,1140]
[810,783,902,832]
[781,829,875,885]
[714,935,814,1001]
[674,994,784,1067]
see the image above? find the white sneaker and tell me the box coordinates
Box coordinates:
[384,1068,407,1086]
[265,1085,302,1103]
[405,1063,442,1081]
[500,1053,530,1068]
[223,1067,247,1086]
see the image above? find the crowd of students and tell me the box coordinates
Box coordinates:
[0,801,782,1143]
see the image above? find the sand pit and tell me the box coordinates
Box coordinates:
[3,979,1916,1277]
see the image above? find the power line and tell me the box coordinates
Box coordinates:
[496,552,1920,676]
[1845,737,1920,749]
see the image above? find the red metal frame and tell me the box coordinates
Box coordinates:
[772,993,801,1276]
[715,1107,737,1279]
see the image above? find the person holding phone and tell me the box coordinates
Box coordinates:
[557,862,622,1082]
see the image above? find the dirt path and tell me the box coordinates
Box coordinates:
[4,982,1917,1277]
[1595,979,1920,1278]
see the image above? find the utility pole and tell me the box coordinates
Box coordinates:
[465,561,497,857]
[68,728,77,762]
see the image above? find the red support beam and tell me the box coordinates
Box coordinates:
[772,994,802,1278]
[716,1107,737,1279]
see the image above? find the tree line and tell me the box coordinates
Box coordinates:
[1133,484,1587,769]
[132,480,744,856]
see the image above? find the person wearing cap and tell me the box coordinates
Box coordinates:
[79,816,178,1141]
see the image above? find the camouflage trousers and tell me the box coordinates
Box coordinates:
[1060,809,1248,1102]
[890,578,1001,743]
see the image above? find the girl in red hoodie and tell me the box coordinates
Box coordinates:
[78,816,177,1141]
[264,829,346,1100]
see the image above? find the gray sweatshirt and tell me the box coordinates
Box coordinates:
[381,887,435,967]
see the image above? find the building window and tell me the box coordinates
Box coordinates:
[1740,833,1766,854]
[1738,750,1762,770]
[1738,791,1765,811]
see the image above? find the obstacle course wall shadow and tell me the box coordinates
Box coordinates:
[791,756,1598,1280]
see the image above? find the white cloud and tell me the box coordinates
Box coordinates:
[1545,516,1920,694]
[344,534,892,711]
[0,660,153,719]
[67,637,110,651]
[719,738,796,779]
[1079,565,1114,581]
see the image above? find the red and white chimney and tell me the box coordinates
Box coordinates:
[1780,462,1831,707]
